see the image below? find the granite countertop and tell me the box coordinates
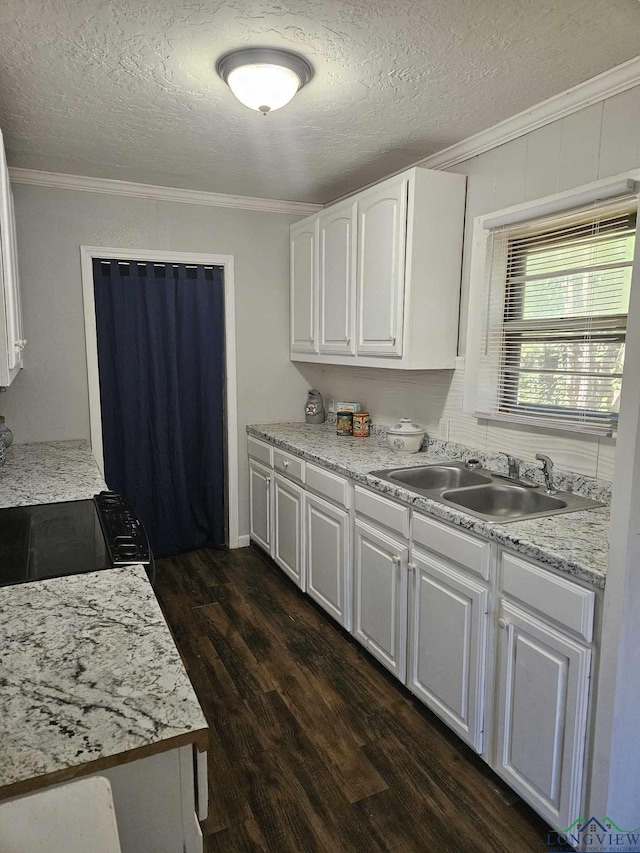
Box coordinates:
[0,440,107,508]
[247,422,610,589]
[0,566,208,801]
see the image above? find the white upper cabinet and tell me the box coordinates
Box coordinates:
[290,166,466,369]
[356,177,407,357]
[0,127,25,387]
[318,200,357,356]
[290,217,318,354]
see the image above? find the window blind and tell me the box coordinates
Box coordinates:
[475,196,637,436]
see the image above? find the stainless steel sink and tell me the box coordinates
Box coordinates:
[442,483,568,522]
[370,462,605,523]
[378,463,492,491]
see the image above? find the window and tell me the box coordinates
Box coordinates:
[474,196,637,436]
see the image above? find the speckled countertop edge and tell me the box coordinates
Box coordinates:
[247,422,609,590]
[0,566,208,798]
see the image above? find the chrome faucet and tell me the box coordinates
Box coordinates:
[536,453,556,494]
[503,454,519,480]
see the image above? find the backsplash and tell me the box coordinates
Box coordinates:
[299,361,615,483]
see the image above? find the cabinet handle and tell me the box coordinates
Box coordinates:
[266,476,271,486]
[15,339,27,349]
[282,460,288,468]
[346,337,351,346]
[407,562,416,572]
[392,555,400,567]
[498,618,507,630]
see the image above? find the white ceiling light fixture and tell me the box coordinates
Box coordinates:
[216,47,313,116]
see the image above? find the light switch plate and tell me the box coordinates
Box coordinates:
[439,418,450,441]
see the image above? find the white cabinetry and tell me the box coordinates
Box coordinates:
[290,166,466,369]
[494,551,593,831]
[356,177,407,357]
[318,200,356,356]
[246,440,599,836]
[0,127,25,387]
[407,548,488,752]
[305,491,350,628]
[290,217,318,354]
[353,519,408,680]
[272,472,305,589]
[249,459,272,553]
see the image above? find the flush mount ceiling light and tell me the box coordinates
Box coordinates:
[216,47,313,115]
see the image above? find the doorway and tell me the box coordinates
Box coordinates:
[80,246,239,550]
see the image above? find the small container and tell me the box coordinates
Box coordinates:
[386,419,426,453]
[336,411,354,436]
[336,401,361,413]
[353,412,371,437]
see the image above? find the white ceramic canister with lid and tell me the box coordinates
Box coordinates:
[386,419,426,453]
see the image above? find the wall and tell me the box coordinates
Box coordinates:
[296,84,640,481]
[1,184,309,538]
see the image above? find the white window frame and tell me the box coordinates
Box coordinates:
[464,171,640,437]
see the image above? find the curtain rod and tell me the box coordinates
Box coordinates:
[99,260,218,269]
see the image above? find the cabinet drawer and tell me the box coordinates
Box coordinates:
[411,512,490,580]
[500,551,595,643]
[273,448,305,484]
[306,463,350,509]
[355,486,409,538]
[247,436,272,467]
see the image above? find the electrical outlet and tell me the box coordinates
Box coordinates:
[326,397,335,413]
[439,418,450,441]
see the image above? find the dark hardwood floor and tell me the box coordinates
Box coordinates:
[154,546,552,853]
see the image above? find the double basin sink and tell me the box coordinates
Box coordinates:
[369,462,604,523]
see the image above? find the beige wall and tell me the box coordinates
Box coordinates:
[2,185,309,537]
[297,85,640,480]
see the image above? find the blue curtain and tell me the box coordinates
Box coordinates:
[93,259,225,557]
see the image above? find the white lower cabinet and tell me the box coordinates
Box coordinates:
[246,445,598,833]
[494,599,591,831]
[408,548,488,752]
[249,459,272,553]
[272,472,305,589]
[305,492,350,629]
[353,518,408,680]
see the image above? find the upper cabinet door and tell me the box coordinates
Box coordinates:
[290,218,318,354]
[0,128,24,386]
[356,177,408,358]
[318,200,356,356]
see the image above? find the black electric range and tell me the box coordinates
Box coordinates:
[0,491,153,588]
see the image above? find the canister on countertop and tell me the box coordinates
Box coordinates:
[352,412,371,437]
[336,411,354,436]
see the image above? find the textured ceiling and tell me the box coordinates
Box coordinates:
[0,0,639,204]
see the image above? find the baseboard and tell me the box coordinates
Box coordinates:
[235,535,251,549]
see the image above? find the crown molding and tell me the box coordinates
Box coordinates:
[417,54,640,171]
[7,167,323,216]
[328,54,640,205]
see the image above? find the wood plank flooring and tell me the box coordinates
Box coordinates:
[154,546,552,853]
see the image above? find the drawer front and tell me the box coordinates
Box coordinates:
[411,512,490,580]
[247,436,272,467]
[500,551,595,642]
[355,486,409,538]
[306,463,350,509]
[273,448,306,484]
